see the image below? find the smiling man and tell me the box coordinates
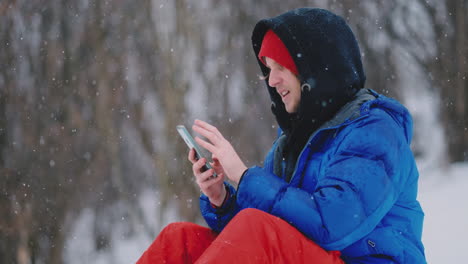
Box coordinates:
[259,29,302,114]
[137,8,426,264]
[264,56,301,113]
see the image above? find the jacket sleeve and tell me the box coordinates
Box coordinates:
[199,182,240,233]
[199,140,278,232]
[236,110,412,250]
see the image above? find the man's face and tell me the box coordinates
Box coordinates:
[265,57,301,113]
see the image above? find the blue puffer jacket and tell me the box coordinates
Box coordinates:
[200,89,426,264]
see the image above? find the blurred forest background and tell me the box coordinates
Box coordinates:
[0,0,466,263]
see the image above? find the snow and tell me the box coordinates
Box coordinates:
[64,190,181,264]
[419,163,468,263]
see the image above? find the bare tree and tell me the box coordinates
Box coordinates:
[422,0,468,162]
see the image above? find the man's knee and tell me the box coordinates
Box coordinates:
[230,208,275,227]
[237,208,269,217]
[160,222,196,237]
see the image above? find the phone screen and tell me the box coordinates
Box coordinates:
[176,125,217,177]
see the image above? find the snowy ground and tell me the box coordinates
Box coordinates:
[418,162,468,263]
[65,162,468,263]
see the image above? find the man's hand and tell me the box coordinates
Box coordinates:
[188,148,226,207]
[192,119,247,184]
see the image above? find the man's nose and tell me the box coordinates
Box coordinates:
[268,71,280,87]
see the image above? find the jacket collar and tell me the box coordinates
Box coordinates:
[319,89,377,130]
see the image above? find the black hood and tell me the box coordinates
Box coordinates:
[252,8,366,133]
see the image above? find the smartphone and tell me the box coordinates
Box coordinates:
[176,125,217,177]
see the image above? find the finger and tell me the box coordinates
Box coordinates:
[192,125,220,145]
[196,168,216,184]
[211,157,221,168]
[212,155,220,163]
[195,136,216,154]
[198,172,224,188]
[210,161,222,174]
[188,148,197,163]
[194,119,217,131]
[194,119,224,138]
[193,157,207,173]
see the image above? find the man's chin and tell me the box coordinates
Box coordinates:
[285,107,298,114]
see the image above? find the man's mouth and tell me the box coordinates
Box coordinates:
[281,91,290,98]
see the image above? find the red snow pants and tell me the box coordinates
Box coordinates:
[137,208,344,264]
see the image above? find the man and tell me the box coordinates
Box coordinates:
[137,8,426,263]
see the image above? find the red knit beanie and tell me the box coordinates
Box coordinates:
[258,29,298,75]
